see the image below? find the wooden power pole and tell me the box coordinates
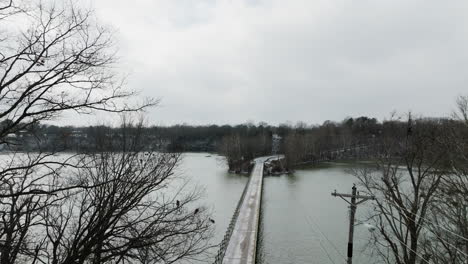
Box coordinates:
[332,184,374,264]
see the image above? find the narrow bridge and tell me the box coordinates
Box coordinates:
[214,156,281,264]
[213,145,375,263]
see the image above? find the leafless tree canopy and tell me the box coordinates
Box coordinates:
[351,116,449,264]
[352,109,468,264]
[454,95,468,125]
[0,0,157,142]
[219,129,271,173]
[424,96,468,264]
[0,121,215,264]
[0,1,214,263]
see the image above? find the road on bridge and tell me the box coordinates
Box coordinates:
[222,156,280,264]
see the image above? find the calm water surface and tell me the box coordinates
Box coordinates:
[180,153,373,264]
[0,152,373,263]
[258,164,373,264]
[176,153,249,244]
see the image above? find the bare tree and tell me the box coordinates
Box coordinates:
[0,0,155,216]
[0,0,158,203]
[282,131,305,169]
[0,119,215,264]
[219,130,272,173]
[0,1,214,263]
[454,95,468,125]
[37,120,214,264]
[0,0,156,142]
[219,134,242,172]
[423,96,468,264]
[351,116,448,264]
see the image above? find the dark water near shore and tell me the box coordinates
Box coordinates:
[179,153,373,264]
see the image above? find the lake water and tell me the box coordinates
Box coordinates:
[0,152,372,263]
[179,153,373,264]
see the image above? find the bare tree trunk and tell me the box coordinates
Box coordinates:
[351,116,447,264]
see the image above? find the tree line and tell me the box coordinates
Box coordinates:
[2,115,461,172]
[1,118,382,170]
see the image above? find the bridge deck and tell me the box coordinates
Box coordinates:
[222,159,265,264]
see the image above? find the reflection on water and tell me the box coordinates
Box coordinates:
[178,154,373,264]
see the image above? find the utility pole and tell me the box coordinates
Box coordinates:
[332,184,374,264]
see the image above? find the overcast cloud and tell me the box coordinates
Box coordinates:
[81,0,468,125]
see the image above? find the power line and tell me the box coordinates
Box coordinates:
[306,214,347,260]
[371,196,468,260]
[296,197,347,260]
[352,235,430,264]
[431,234,468,260]
[385,207,468,260]
[296,197,343,264]
[380,197,468,243]
[302,214,339,264]
[390,233,431,264]
[261,233,338,263]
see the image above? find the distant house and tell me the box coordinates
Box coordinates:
[71,130,88,138]
[5,133,17,139]
[68,130,89,148]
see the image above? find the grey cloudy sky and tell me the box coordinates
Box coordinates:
[83,0,468,125]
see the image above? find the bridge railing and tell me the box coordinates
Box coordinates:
[294,144,383,165]
[213,167,255,264]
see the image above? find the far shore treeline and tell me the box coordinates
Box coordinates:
[1,116,381,153]
[2,115,465,172]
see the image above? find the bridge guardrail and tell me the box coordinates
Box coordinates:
[213,167,255,264]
